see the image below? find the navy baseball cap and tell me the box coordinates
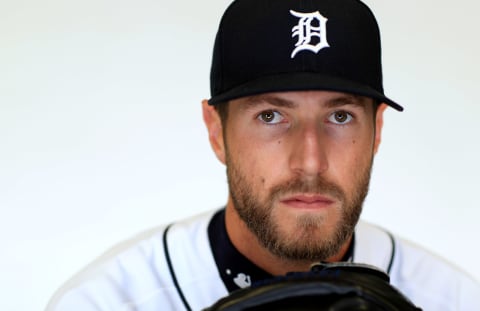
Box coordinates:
[208,0,403,111]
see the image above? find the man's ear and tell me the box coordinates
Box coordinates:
[202,100,226,164]
[374,103,388,154]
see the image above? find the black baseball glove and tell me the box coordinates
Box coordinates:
[203,262,421,311]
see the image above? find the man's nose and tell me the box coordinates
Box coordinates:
[288,124,329,177]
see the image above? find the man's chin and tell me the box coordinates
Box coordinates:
[279,225,338,246]
[266,234,343,262]
[274,207,340,235]
[268,216,349,260]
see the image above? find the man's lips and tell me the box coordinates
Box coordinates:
[280,194,335,209]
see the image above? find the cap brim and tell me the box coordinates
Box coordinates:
[208,72,403,111]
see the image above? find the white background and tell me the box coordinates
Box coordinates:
[1,0,479,310]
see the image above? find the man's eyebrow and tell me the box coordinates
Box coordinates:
[243,95,298,109]
[240,94,370,110]
[325,95,370,110]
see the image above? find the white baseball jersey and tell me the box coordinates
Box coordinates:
[46,209,480,311]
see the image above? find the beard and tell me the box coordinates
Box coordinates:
[226,155,372,263]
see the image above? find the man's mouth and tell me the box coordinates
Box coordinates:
[280,194,335,210]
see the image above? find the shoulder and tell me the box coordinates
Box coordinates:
[46,209,224,311]
[391,235,480,310]
[355,220,480,310]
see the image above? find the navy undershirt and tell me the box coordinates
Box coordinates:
[207,208,354,292]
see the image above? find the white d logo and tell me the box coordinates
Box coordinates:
[290,10,330,58]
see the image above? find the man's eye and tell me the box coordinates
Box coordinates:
[257,110,284,124]
[328,111,353,124]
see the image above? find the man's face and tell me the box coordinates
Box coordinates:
[205,91,384,262]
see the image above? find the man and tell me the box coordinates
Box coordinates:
[47,0,480,310]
